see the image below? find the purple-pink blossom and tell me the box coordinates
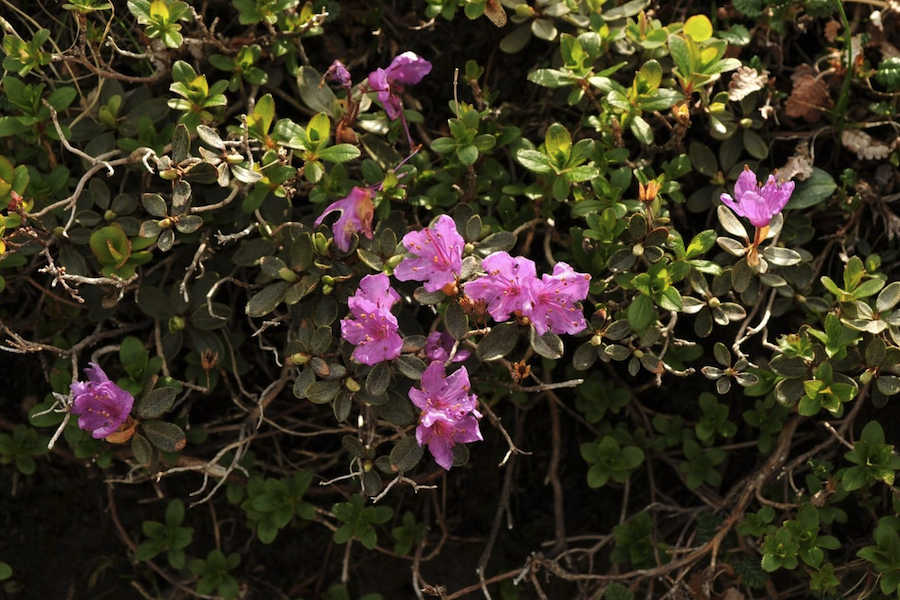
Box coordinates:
[416,414,483,470]
[529,262,591,336]
[409,362,482,470]
[70,362,134,439]
[349,271,401,315]
[720,168,794,228]
[314,187,375,252]
[464,252,537,323]
[367,52,432,120]
[424,331,470,364]
[341,274,402,365]
[393,215,464,293]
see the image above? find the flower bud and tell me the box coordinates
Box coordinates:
[321,275,335,286]
[344,377,361,393]
[290,352,310,365]
[278,267,298,283]
[104,210,117,221]
[860,369,874,384]
[385,255,404,269]
[590,334,603,346]
[322,283,334,295]
[168,316,187,332]
[159,169,179,180]
[464,242,475,254]
[632,243,644,256]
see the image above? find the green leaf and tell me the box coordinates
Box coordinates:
[545,123,572,163]
[787,168,836,210]
[476,322,519,361]
[136,387,177,419]
[142,420,186,453]
[246,281,289,318]
[683,15,712,42]
[627,294,655,333]
[517,149,553,174]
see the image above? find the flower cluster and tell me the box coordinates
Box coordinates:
[340,274,403,365]
[465,252,591,336]
[70,363,134,439]
[409,362,482,470]
[720,167,795,229]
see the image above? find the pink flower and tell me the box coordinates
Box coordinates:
[416,414,483,470]
[720,168,794,228]
[70,363,134,439]
[409,362,482,470]
[424,331,470,364]
[367,52,432,120]
[464,252,536,322]
[529,262,591,336]
[393,215,464,293]
[349,271,401,315]
[409,362,480,425]
[314,187,375,252]
[341,274,402,365]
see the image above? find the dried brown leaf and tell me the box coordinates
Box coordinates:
[824,20,841,42]
[785,74,833,123]
[779,142,814,182]
[841,129,898,160]
[728,66,768,102]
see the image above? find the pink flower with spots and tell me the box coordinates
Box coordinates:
[528,262,591,335]
[720,168,794,228]
[464,252,536,323]
[70,363,134,439]
[409,362,482,470]
[349,271,401,315]
[393,215,464,293]
[367,52,432,120]
[314,187,375,252]
[341,274,402,365]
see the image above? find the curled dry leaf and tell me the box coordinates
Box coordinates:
[728,66,768,102]
[824,20,841,42]
[779,142,814,182]
[841,129,898,161]
[785,74,833,123]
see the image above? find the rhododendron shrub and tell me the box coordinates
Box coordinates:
[2,2,898,600]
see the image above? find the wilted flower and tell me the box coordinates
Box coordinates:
[529,262,591,336]
[327,60,352,88]
[720,167,794,228]
[70,363,134,440]
[464,252,536,323]
[409,362,482,470]
[393,215,464,293]
[341,274,403,365]
[314,187,375,252]
[424,331,470,364]
[367,52,432,120]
